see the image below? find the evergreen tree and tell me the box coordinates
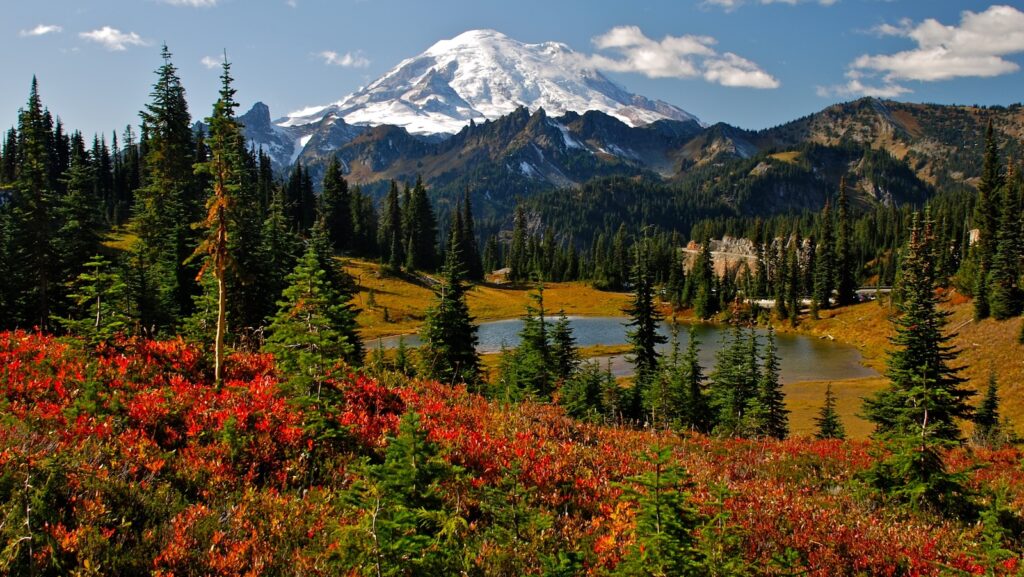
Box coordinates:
[746,327,788,439]
[862,211,974,514]
[420,229,480,386]
[509,204,528,282]
[498,284,553,398]
[680,325,712,432]
[55,145,101,294]
[460,188,484,281]
[11,77,58,329]
[560,360,605,421]
[709,325,756,436]
[266,245,361,397]
[285,162,316,233]
[379,180,404,272]
[835,177,857,306]
[192,56,245,383]
[693,239,717,319]
[56,255,131,343]
[624,239,667,421]
[342,411,464,576]
[613,445,706,577]
[814,384,846,440]
[987,166,1022,320]
[404,176,438,271]
[133,45,199,329]
[550,311,579,384]
[973,371,1003,446]
[257,189,299,324]
[320,155,352,253]
[813,198,835,311]
[972,120,1003,321]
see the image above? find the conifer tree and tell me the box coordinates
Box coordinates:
[460,188,484,281]
[862,211,974,514]
[813,198,835,311]
[55,145,101,291]
[971,120,1004,320]
[343,411,464,576]
[56,255,131,343]
[285,162,316,233]
[693,239,717,319]
[709,325,755,436]
[624,239,667,421]
[134,45,199,329]
[257,189,299,323]
[987,165,1022,320]
[680,325,711,432]
[11,78,58,329]
[973,371,1003,446]
[614,445,706,576]
[420,229,480,386]
[550,311,579,384]
[814,383,845,440]
[404,176,438,271]
[509,204,528,282]
[560,361,606,421]
[192,57,245,383]
[835,177,857,306]
[499,284,553,398]
[266,244,361,396]
[379,180,404,272]
[746,327,788,439]
[320,155,352,253]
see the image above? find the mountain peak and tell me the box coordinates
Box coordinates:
[278,29,697,136]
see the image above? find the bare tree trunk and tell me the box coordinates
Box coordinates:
[215,272,226,384]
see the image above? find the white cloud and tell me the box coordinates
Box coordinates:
[160,0,218,6]
[317,50,370,68]
[201,56,220,69]
[79,27,148,51]
[20,24,63,37]
[585,26,779,89]
[823,5,1024,98]
[286,0,298,6]
[703,0,836,12]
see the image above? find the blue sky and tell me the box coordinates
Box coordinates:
[3,0,1023,137]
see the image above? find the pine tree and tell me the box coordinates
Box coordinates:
[709,325,755,437]
[862,211,974,514]
[624,239,667,422]
[460,188,484,281]
[680,325,711,432]
[499,284,553,398]
[404,176,438,271]
[987,165,1022,320]
[320,155,352,253]
[257,189,299,324]
[835,177,857,306]
[420,229,480,386]
[550,311,579,383]
[55,145,101,294]
[813,198,835,311]
[134,45,199,329]
[266,245,361,396]
[814,384,845,440]
[614,445,706,576]
[973,371,1003,446]
[693,239,717,319]
[11,77,58,329]
[746,327,788,439]
[972,120,1003,321]
[285,162,316,233]
[192,56,245,383]
[379,180,404,272]
[509,204,528,282]
[56,255,131,343]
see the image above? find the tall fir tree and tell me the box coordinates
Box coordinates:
[134,45,199,329]
[550,311,579,384]
[746,327,788,439]
[862,211,973,442]
[508,204,528,281]
[709,325,756,437]
[973,371,1003,446]
[192,56,245,383]
[460,188,484,281]
[835,177,857,306]
[404,176,438,271]
[972,119,1003,321]
[624,239,667,422]
[379,180,404,272]
[813,197,835,311]
[320,155,352,253]
[693,239,718,319]
[987,163,1022,320]
[420,228,480,386]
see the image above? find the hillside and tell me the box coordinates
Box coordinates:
[2,331,1023,576]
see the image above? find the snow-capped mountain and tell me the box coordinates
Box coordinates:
[277,29,698,136]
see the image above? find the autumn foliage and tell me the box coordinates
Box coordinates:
[1,330,1022,575]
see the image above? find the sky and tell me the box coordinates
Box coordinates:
[3,0,1023,138]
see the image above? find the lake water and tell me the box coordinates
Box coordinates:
[368,316,878,383]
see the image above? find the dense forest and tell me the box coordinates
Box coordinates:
[2,45,1024,575]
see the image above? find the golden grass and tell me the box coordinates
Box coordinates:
[769,151,801,164]
[343,259,632,340]
[784,376,888,440]
[102,228,139,253]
